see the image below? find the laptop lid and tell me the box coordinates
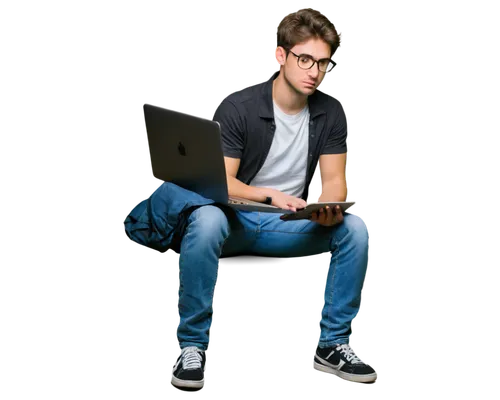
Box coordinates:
[143,104,229,203]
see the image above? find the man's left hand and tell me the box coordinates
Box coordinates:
[310,205,344,226]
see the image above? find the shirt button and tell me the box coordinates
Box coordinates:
[311,134,315,138]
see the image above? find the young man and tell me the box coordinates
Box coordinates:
[169,8,376,390]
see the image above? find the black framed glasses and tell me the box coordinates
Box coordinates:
[286,50,336,73]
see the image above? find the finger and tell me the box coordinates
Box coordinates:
[318,208,326,223]
[294,200,306,209]
[325,206,334,225]
[332,207,340,225]
[336,205,344,223]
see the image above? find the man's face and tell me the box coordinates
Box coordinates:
[280,37,332,96]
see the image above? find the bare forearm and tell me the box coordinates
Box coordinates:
[318,180,347,202]
[227,175,270,202]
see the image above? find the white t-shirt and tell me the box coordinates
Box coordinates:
[249,101,309,197]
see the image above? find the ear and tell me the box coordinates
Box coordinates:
[275,46,287,66]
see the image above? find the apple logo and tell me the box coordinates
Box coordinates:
[178,141,187,156]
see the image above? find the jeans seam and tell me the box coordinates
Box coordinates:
[327,233,339,328]
[259,229,327,234]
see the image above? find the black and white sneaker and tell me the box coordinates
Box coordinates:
[171,346,206,391]
[314,343,377,383]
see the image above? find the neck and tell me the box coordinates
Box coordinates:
[272,71,308,115]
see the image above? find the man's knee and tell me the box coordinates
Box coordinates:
[339,213,369,246]
[188,205,230,239]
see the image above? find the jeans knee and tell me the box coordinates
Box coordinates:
[188,205,230,241]
[339,213,369,247]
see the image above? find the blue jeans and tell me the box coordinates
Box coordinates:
[177,205,369,351]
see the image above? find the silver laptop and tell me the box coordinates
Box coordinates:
[143,104,291,213]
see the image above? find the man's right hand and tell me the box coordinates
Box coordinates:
[261,188,307,212]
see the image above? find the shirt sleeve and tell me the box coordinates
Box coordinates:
[212,99,245,158]
[321,101,348,154]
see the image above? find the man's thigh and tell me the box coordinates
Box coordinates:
[251,212,333,257]
[219,209,338,258]
[219,209,259,258]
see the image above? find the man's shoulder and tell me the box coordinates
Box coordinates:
[221,79,266,107]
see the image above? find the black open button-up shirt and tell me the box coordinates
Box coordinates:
[212,71,347,201]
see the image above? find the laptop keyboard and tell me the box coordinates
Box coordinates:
[228,199,250,205]
[228,197,277,208]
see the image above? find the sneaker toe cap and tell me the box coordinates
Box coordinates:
[342,363,376,375]
[177,369,203,381]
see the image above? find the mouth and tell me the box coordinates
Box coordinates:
[304,81,316,87]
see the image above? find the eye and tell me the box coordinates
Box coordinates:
[299,56,311,63]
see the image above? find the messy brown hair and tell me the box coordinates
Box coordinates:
[277,8,341,57]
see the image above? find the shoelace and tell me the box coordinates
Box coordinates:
[335,344,363,364]
[181,346,202,370]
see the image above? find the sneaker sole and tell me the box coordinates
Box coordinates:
[171,375,204,391]
[314,360,377,383]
